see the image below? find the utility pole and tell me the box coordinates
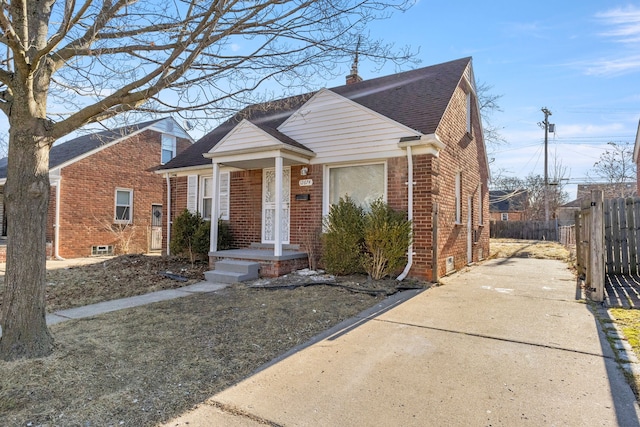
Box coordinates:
[541,107,552,221]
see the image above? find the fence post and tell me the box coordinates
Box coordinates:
[590,190,605,302]
[627,197,637,274]
[575,210,583,276]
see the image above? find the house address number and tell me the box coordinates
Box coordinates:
[299,179,313,186]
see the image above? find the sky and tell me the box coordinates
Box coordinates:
[319,1,640,200]
[2,1,639,200]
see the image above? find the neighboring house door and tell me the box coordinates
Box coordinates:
[467,196,473,265]
[150,204,162,251]
[262,167,290,244]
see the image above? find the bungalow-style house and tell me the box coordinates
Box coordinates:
[489,189,528,221]
[158,57,490,281]
[0,118,193,260]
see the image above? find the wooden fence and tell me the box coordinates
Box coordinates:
[558,225,575,246]
[603,197,640,275]
[575,190,605,302]
[490,220,558,240]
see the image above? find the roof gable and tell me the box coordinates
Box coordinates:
[210,119,308,154]
[160,57,473,171]
[0,117,192,179]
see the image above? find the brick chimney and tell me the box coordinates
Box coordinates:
[345,43,362,85]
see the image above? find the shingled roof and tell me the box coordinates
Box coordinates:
[160,57,472,171]
[0,118,166,179]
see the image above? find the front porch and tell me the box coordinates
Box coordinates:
[209,243,309,279]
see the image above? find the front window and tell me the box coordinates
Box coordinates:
[328,163,385,210]
[115,188,133,223]
[161,134,176,164]
[201,177,213,220]
[200,172,230,221]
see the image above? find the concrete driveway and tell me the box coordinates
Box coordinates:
[161,257,640,426]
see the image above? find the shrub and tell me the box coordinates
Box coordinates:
[170,209,204,264]
[361,199,412,280]
[321,196,365,275]
[217,219,233,250]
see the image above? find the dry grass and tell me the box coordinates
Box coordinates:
[0,256,422,426]
[489,238,573,262]
[0,255,210,313]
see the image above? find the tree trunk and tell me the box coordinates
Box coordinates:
[0,121,54,360]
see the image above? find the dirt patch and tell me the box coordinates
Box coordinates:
[0,256,427,426]
[489,238,573,262]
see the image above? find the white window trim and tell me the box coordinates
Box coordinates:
[501,212,509,221]
[161,134,177,165]
[199,171,230,221]
[199,176,213,220]
[455,172,462,224]
[322,161,388,217]
[114,188,133,224]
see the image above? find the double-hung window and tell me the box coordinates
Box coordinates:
[195,172,230,221]
[161,135,176,165]
[115,188,133,224]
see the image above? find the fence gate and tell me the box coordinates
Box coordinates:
[575,190,605,302]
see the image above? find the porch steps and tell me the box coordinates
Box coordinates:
[204,259,260,284]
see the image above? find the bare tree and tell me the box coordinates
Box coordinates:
[476,81,505,151]
[587,141,637,198]
[490,161,569,221]
[0,0,415,360]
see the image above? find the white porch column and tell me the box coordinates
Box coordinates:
[210,162,221,253]
[274,156,283,256]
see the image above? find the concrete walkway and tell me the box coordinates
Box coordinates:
[161,257,640,427]
[0,281,227,336]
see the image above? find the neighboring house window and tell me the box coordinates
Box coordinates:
[501,212,509,221]
[466,92,472,134]
[198,172,230,221]
[455,172,462,224]
[326,163,385,211]
[161,134,176,164]
[115,188,133,224]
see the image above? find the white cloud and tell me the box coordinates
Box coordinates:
[596,5,640,43]
[584,54,640,76]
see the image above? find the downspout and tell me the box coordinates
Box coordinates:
[397,145,414,281]
[54,178,65,260]
[165,173,171,256]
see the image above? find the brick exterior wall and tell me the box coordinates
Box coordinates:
[431,82,490,278]
[49,130,191,258]
[162,84,489,282]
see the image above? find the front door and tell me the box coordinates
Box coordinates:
[150,204,163,251]
[262,167,290,244]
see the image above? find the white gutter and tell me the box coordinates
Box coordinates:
[54,178,65,260]
[397,145,414,281]
[165,173,171,256]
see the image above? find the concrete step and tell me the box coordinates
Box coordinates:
[215,259,260,276]
[205,260,260,284]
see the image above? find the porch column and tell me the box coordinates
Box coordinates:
[274,156,283,256]
[210,161,220,253]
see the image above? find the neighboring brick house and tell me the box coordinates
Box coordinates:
[489,189,528,221]
[0,118,193,259]
[557,182,637,225]
[158,57,490,280]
